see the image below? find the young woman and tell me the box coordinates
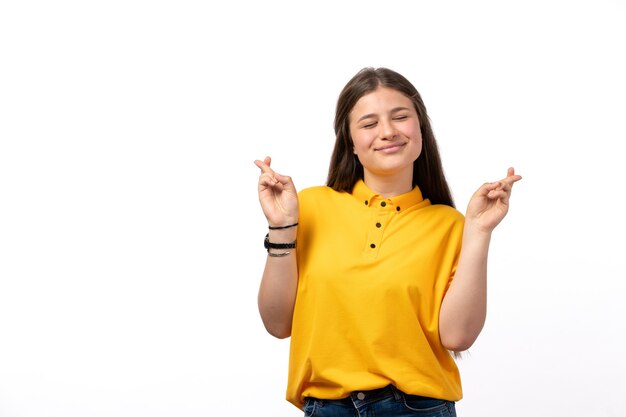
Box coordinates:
[254,67,521,416]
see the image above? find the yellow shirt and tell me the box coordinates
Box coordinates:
[287,180,465,409]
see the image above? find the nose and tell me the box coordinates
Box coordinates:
[379,118,397,140]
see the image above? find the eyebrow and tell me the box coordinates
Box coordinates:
[355,107,412,123]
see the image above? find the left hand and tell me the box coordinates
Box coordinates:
[465,167,522,233]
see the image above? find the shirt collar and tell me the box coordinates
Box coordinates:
[351,179,429,212]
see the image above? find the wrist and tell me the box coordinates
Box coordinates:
[267,221,298,241]
[268,221,299,230]
[463,219,494,237]
[462,223,492,251]
[264,233,297,257]
[268,227,298,241]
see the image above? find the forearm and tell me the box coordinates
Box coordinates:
[258,228,298,339]
[439,224,492,351]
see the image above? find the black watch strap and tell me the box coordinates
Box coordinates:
[264,233,297,250]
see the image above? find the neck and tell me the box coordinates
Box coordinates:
[363,171,413,198]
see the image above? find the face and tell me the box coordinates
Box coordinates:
[349,86,422,186]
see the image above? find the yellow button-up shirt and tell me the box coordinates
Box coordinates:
[287,180,465,409]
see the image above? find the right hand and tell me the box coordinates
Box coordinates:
[254,156,299,227]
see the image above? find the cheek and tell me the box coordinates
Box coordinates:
[410,126,423,145]
[350,133,362,154]
[352,132,374,153]
[412,136,423,159]
[353,140,370,155]
[405,127,423,156]
[407,122,422,140]
[414,135,423,149]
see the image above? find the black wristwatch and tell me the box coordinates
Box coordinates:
[264,233,297,251]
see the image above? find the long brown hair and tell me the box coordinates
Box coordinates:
[326,67,454,207]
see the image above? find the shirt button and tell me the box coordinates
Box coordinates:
[364,200,368,205]
[381,201,386,207]
[370,243,376,248]
[396,206,400,211]
[357,392,365,400]
[376,222,381,228]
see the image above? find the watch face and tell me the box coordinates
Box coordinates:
[264,233,270,249]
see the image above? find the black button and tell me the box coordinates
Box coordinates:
[370,243,376,248]
[376,222,381,228]
[381,201,386,207]
[396,206,400,211]
[365,200,368,205]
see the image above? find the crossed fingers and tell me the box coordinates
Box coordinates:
[486,167,522,201]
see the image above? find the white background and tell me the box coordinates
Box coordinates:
[1,1,625,416]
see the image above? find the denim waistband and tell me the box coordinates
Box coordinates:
[304,385,455,416]
[334,384,434,406]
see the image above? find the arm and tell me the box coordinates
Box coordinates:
[439,167,522,351]
[254,156,299,339]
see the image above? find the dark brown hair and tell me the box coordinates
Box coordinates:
[326,67,454,207]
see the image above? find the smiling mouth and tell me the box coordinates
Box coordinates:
[375,143,406,152]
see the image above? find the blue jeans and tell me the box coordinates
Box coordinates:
[303,385,457,417]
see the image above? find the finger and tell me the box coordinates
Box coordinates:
[481,181,502,194]
[258,172,278,188]
[254,157,275,175]
[503,167,522,186]
[273,172,297,192]
[501,176,522,190]
[479,180,509,198]
[485,181,512,201]
[487,176,519,194]
[487,188,510,201]
[489,177,518,201]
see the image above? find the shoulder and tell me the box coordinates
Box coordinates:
[422,203,465,228]
[298,186,353,219]
[428,203,464,220]
[299,185,336,196]
[298,185,346,202]
[415,204,465,249]
[298,185,332,196]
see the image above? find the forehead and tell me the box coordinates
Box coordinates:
[351,86,414,116]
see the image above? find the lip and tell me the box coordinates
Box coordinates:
[375,143,406,153]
